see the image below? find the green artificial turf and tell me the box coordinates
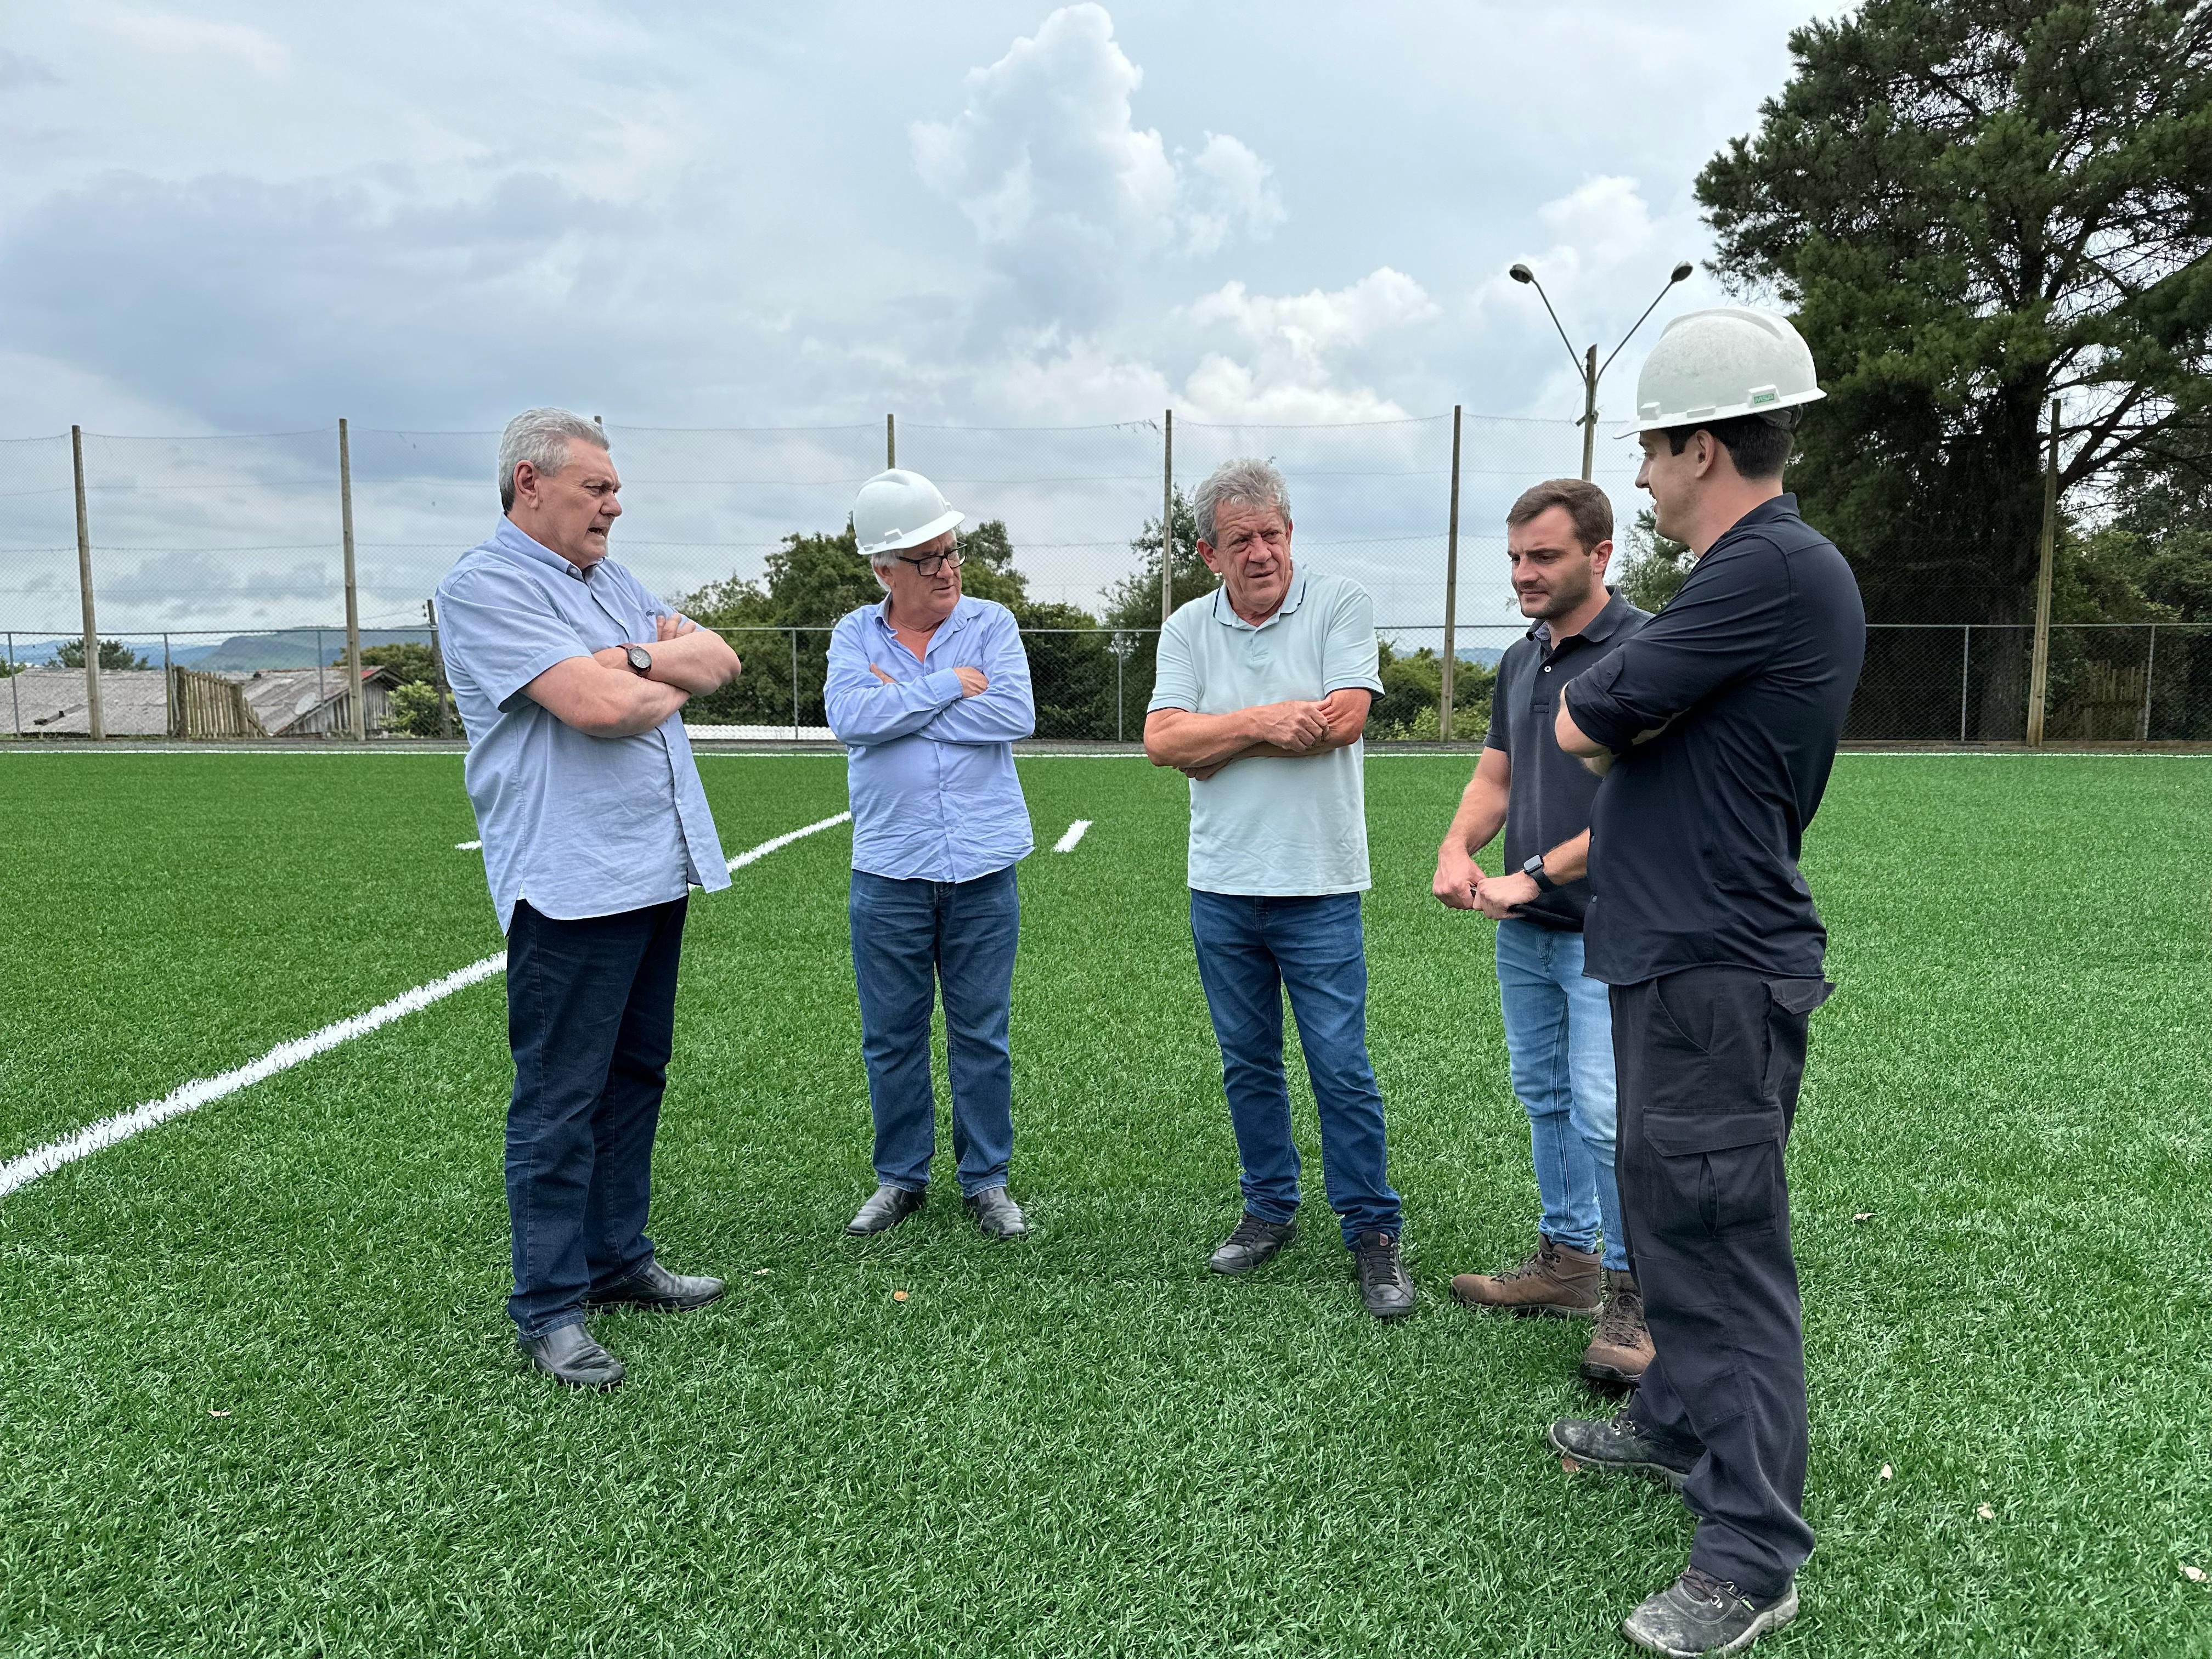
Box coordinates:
[1,751,2207,1657]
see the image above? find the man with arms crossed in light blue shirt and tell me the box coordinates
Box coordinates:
[437,408,742,1391]
[825,468,1037,1242]
[1144,458,1412,1320]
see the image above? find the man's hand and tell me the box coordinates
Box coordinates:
[1476,868,1539,920]
[1250,699,1330,752]
[953,665,988,698]
[654,613,698,642]
[1434,845,1482,910]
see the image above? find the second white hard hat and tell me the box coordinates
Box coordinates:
[852,468,963,557]
[1617,306,1825,437]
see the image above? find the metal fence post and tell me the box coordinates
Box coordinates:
[338,419,366,742]
[1116,648,1125,742]
[7,631,18,736]
[2141,624,2157,742]
[1160,410,1174,627]
[1440,404,1463,740]
[71,425,104,741]
[1959,625,1971,743]
[162,633,174,737]
[316,625,326,707]
[790,627,800,741]
[2024,398,2060,746]
[885,414,895,469]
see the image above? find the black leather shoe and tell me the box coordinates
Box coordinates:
[518,1323,624,1390]
[1352,1229,1415,1319]
[1547,1409,1699,1488]
[847,1183,926,1235]
[1209,1212,1298,1274]
[584,1257,726,1312]
[964,1186,1029,1238]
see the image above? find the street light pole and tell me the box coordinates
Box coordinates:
[1510,260,1694,479]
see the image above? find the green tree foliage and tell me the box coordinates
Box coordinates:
[1366,642,1496,742]
[333,642,439,685]
[53,637,149,670]
[1613,507,1695,613]
[1697,1,2212,622]
[384,681,448,737]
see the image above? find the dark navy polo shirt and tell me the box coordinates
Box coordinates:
[1482,589,1650,931]
[1565,494,1865,985]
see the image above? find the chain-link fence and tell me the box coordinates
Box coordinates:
[3,415,2207,743]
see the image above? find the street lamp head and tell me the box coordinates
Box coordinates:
[1669,261,1694,284]
[1509,262,1534,284]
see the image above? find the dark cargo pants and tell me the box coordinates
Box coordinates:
[1610,966,1832,1600]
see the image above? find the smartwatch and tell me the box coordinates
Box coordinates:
[1521,853,1558,893]
[624,645,653,676]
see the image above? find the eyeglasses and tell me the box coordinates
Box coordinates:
[896,547,964,577]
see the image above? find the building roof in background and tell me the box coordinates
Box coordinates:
[2,665,396,738]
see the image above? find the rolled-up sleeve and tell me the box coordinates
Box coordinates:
[921,608,1035,743]
[824,611,963,745]
[1321,581,1386,696]
[1566,543,1787,752]
[436,565,592,713]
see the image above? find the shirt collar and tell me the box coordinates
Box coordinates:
[494,517,592,582]
[873,592,976,638]
[1716,493,1799,545]
[1209,568,1307,631]
[1526,588,1633,649]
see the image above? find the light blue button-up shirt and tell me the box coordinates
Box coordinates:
[436,519,729,932]
[823,594,1035,882]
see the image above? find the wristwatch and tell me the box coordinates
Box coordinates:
[1521,853,1558,893]
[624,645,653,675]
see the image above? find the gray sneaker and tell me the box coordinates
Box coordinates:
[1209,1212,1298,1274]
[1622,1568,1798,1656]
[1352,1230,1415,1319]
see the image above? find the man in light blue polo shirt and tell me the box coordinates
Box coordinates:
[1144,457,1412,1320]
[824,467,1036,1242]
[437,407,742,1391]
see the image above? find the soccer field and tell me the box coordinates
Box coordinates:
[2,750,2207,1657]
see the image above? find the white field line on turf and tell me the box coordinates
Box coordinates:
[1053,819,1092,853]
[455,839,481,850]
[0,812,854,1201]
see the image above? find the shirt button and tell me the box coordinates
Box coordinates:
[1543,665,1553,673]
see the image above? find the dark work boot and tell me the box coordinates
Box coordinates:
[1622,1567,1799,1656]
[584,1257,726,1312]
[518,1323,624,1390]
[1547,1409,1698,1488]
[1352,1230,1415,1320]
[847,1183,926,1235]
[964,1186,1030,1239]
[1209,1212,1297,1274]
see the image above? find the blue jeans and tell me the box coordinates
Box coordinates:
[849,865,1019,1196]
[1189,889,1402,1245]
[504,896,687,1340]
[1494,916,1626,1270]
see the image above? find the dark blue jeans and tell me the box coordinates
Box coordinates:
[1189,889,1401,1245]
[504,896,686,1340]
[849,865,1019,1196]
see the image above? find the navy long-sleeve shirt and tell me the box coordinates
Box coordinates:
[1564,494,1865,985]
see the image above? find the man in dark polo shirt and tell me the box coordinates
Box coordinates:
[1543,308,1864,1656]
[1433,478,1651,1387]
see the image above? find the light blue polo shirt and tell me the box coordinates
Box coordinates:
[435,519,729,933]
[1148,569,1385,896]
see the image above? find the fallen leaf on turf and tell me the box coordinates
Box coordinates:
[892,1290,909,1302]
[1852,1212,1875,1223]
[1880,1464,1892,1481]
[2184,1564,2206,1584]
[753,1268,770,1276]
[209,1409,230,1418]
[1977,1504,1995,1520]
[1560,1455,1582,1475]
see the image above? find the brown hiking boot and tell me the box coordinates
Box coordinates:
[1450,1236,1601,1319]
[1581,1269,1654,1386]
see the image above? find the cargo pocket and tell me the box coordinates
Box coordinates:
[1643,1109,1785,1240]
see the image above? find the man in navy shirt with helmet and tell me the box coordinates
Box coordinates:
[1548,308,1865,1657]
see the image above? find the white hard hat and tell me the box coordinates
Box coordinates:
[852,468,963,557]
[1617,306,1825,437]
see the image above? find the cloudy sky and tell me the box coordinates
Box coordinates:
[0,2,1846,633]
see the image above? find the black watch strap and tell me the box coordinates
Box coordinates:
[1522,853,1558,893]
[624,645,653,675]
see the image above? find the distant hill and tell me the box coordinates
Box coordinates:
[2,630,430,672]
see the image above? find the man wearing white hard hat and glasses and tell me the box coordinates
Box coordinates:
[824,469,1037,1241]
[1545,308,1864,1657]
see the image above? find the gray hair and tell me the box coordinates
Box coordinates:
[868,555,899,590]
[1193,458,1292,547]
[498,408,608,510]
